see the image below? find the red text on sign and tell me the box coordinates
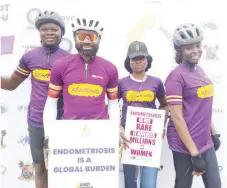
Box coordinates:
[131,149,152,157]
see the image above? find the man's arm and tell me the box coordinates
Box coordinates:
[43,60,63,138]
[106,72,120,123]
[1,55,30,90]
[1,74,26,90]
[43,89,60,138]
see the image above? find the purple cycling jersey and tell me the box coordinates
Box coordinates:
[165,62,214,154]
[49,54,118,120]
[119,75,165,126]
[14,46,70,127]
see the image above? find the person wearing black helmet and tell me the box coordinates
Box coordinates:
[1,10,70,188]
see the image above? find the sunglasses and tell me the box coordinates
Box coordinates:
[76,32,98,42]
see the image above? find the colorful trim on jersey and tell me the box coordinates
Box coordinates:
[166,95,183,103]
[15,66,30,76]
[48,89,61,98]
[106,86,118,93]
[49,83,62,91]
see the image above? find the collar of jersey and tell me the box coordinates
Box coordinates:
[181,61,198,71]
[130,74,148,83]
[78,53,96,64]
[42,45,60,54]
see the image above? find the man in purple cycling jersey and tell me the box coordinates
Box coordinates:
[43,17,127,167]
[1,11,70,188]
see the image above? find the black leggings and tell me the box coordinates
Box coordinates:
[172,147,221,188]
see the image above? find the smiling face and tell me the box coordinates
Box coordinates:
[74,30,100,58]
[181,42,203,64]
[39,23,62,47]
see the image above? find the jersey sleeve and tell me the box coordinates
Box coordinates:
[14,54,31,78]
[165,71,184,105]
[49,59,64,91]
[156,78,166,98]
[118,80,122,99]
[106,65,119,93]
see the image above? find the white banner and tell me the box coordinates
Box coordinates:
[48,120,119,188]
[121,107,165,168]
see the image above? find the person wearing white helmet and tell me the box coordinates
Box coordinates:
[165,23,221,188]
[43,17,128,169]
[1,10,70,188]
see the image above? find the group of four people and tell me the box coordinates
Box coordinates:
[1,10,221,188]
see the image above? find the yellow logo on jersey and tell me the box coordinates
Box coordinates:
[32,69,50,81]
[197,85,214,98]
[126,90,155,102]
[68,84,103,97]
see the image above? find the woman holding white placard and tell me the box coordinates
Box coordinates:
[118,41,168,188]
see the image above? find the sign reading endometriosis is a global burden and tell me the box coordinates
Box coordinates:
[121,106,165,168]
[48,120,119,188]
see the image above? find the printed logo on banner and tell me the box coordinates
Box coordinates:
[159,26,176,63]
[18,161,34,180]
[203,44,219,61]
[213,108,224,114]
[26,8,42,29]
[76,182,93,188]
[209,74,222,85]
[62,15,75,24]
[0,4,10,22]
[1,36,15,55]
[126,14,156,47]
[126,14,176,63]
[22,44,40,53]
[26,8,75,30]
[1,130,7,148]
[201,21,218,30]
[18,135,30,145]
[59,38,73,52]
[17,105,28,111]
[1,165,7,175]
[1,103,8,114]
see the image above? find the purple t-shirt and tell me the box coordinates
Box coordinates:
[119,75,165,126]
[165,62,214,154]
[14,46,70,127]
[49,54,118,120]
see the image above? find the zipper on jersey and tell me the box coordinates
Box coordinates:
[46,50,51,68]
[85,63,88,76]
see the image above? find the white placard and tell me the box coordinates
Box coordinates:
[48,120,119,188]
[121,106,165,168]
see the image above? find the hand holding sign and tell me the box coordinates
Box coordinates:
[119,125,131,148]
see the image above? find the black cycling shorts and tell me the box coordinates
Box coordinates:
[28,126,45,164]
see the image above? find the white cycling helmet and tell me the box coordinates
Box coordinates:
[72,18,104,36]
[35,11,65,35]
[173,23,204,47]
